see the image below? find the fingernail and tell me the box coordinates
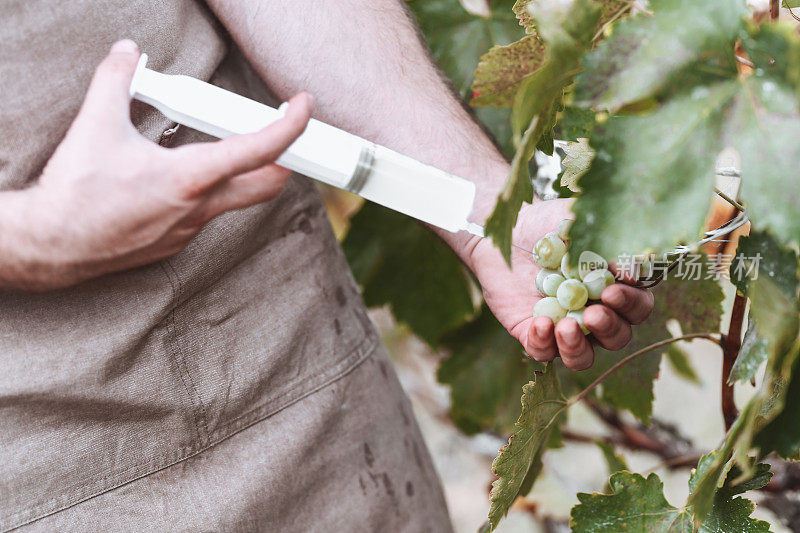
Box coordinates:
[594,309,612,330]
[111,39,138,54]
[606,289,626,308]
[562,328,581,349]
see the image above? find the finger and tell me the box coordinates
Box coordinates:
[524,317,558,362]
[198,164,293,219]
[79,40,140,123]
[583,305,632,351]
[602,284,654,325]
[174,92,313,192]
[555,319,594,370]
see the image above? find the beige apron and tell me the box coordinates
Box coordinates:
[0,1,452,531]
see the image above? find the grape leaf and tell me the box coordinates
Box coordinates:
[570,472,692,532]
[688,452,773,532]
[437,306,541,435]
[729,318,768,383]
[557,105,597,140]
[484,109,549,258]
[485,0,600,262]
[574,0,746,111]
[471,35,546,107]
[730,230,800,299]
[571,20,800,264]
[513,0,631,36]
[784,0,800,7]
[597,441,628,475]
[569,83,734,264]
[409,0,523,96]
[560,138,594,192]
[342,202,474,345]
[754,356,800,459]
[511,1,600,140]
[487,363,567,530]
[666,345,701,384]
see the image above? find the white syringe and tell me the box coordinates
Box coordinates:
[129,54,485,237]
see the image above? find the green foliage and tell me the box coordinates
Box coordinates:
[784,0,800,7]
[342,202,474,345]
[513,0,631,36]
[666,345,701,384]
[571,455,771,533]
[574,0,745,111]
[488,363,567,530]
[557,105,597,140]
[596,441,628,492]
[472,35,546,107]
[687,279,799,523]
[732,230,800,299]
[571,12,800,263]
[485,0,600,262]
[409,0,523,96]
[730,318,769,383]
[569,263,723,422]
[688,452,773,532]
[687,234,799,522]
[437,306,541,434]
[560,138,593,192]
[729,231,799,383]
[571,472,692,532]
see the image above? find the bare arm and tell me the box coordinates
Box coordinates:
[205,0,508,254]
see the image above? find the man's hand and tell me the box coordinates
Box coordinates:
[465,199,655,371]
[0,40,313,291]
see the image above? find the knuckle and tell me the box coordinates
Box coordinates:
[172,173,207,200]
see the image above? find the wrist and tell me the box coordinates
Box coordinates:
[431,159,510,267]
[0,188,76,291]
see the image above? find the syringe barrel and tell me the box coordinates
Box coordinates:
[129,55,476,233]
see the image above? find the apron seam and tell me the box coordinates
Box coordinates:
[160,258,212,444]
[2,332,380,532]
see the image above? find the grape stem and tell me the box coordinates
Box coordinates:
[567,333,721,407]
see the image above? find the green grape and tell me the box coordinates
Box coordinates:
[561,252,580,279]
[566,309,590,335]
[557,219,572,242]
[533,297,567,323]
[557,279,588,311]
[542,272,566,297]
[533,232,567,269]
[583,268,615,300]
[577,250,608,280]
[535,268,559,296]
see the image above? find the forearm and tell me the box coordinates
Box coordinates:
[0,191,49,290]
[207,0,510,254]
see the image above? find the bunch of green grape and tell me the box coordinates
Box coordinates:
[532,220,616,334]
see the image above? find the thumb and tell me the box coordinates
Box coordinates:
[79,40,140,124]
